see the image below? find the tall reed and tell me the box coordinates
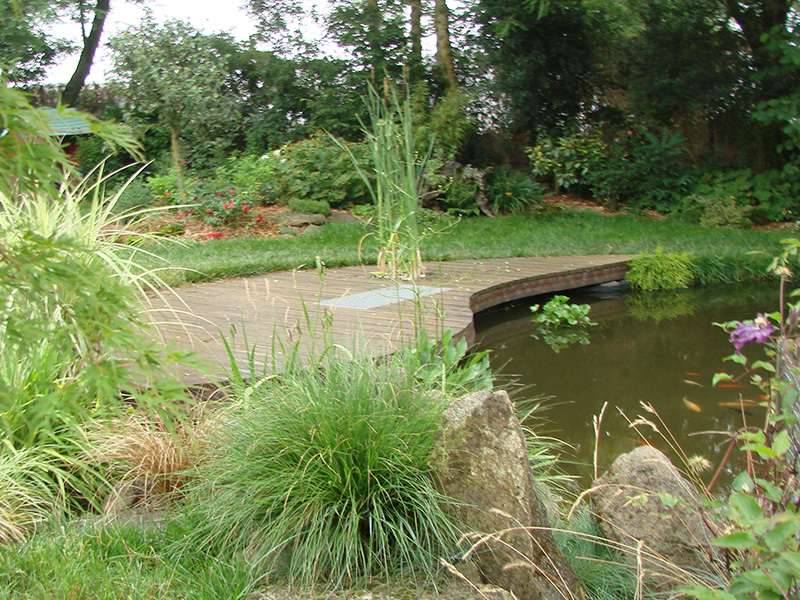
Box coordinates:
[340,81,431,280]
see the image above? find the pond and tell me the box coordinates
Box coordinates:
[474,281,778,485]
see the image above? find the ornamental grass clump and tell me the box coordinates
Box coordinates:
[0,448,58,545]
[185,346,462,587]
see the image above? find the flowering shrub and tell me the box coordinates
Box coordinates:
[213,154,272,207]
[191,180,254,226]
[145,169,182,204]
[684,240,800,600]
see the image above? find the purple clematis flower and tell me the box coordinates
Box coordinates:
[730,314,773,353]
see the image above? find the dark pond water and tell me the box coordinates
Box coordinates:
[474,282,778,485]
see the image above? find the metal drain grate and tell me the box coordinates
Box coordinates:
[319,285,449,310]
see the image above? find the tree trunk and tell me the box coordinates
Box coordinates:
[434,0,458,90]
[62,0,110,106]
[170,126,187,199]
[408,0,423,80]
[366,0,383,74]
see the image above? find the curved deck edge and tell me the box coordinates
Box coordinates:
[458,259,631,346]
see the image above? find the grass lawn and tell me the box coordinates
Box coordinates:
[139,210,791,287]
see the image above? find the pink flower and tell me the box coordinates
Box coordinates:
[165,192,170,197]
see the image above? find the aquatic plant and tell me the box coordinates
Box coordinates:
[530,295,597,352]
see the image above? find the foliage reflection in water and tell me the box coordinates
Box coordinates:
[474,282,777,484]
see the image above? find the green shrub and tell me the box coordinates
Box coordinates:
[113,177,158,214]
[74,135,129,181]
[528,132,605,194]
[486,168,545,215]
[145,169,182,204]
[529,129,695,212]
[288,197,331,216]
[191,179,241,226]
[698,194,752,228]
[186,345,462,586]
[680,169,798,224]
[350,203,377,219]
[439,167,480,216]
[213,154,272,207]
[587,131,695,211]
[0,168,193,529]
[627,248,695,290]
[261,133,370,208]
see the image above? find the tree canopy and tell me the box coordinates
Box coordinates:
[7,0,798,212]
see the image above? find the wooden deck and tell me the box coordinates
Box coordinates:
[151,255,634,381]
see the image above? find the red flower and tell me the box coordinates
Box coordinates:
[257,214,264,222]
[242,205,250,213]
[165,192,170,197]
[206,209,213,214]
[229,189,235,195]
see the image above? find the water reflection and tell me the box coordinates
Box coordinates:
[474,282,778,485]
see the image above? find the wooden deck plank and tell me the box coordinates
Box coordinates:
[151,255,634,381]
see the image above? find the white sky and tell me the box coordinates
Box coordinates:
[46,1,260,84]
[45,0,439,85]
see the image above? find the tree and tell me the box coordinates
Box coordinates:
[408,0,423,79]
[109,15,238,193]
[246,0,309,55]
[722,0,800,165]
[473,0,595,140]
[61,0,111,106]
[327,0,409,78]
[0,0,70,85]
[434,0,458,90]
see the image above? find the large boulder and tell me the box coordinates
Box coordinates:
[590,446,720,589]
[433,390,583,600]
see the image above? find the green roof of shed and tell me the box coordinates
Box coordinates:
[40,108,92,136]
